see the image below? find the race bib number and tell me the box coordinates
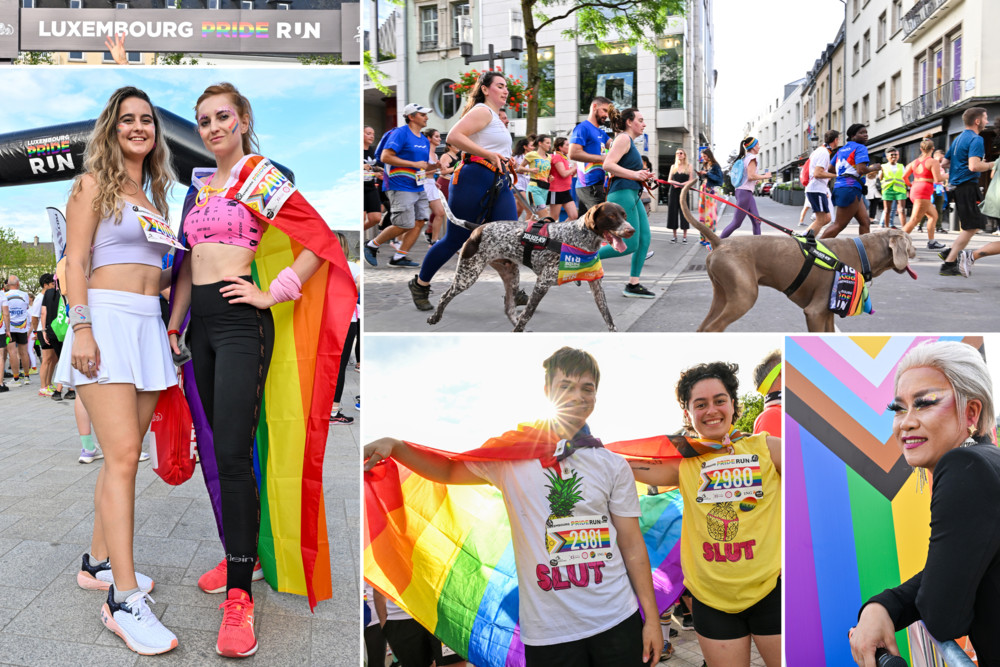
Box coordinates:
[696,454,763,504]
[235,158,297,219]
[557,245,604,285]
[546,514,612,566]
[136,207,185,250]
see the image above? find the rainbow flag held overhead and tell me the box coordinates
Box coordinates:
[364,445,685,667]
[786,335,983,666]
[172,154,357,610]
[557,245,604,285]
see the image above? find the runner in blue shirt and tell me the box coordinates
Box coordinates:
[569,97,613,216]
[819,124,879,239]
[938,107,998,277]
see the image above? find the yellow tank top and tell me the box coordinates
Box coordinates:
[678,433,781,613]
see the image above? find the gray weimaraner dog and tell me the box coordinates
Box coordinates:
[427,201,634,332]
[679,179,916,332]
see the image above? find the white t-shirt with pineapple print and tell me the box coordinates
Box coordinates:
[465,447,641,646]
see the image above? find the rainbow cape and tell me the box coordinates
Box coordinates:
[172,154,357,609]
[364,425,686,666]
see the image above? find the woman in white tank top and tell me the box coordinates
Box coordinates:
[409,71,519,308]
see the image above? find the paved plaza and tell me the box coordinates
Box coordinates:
[0,372,360,666]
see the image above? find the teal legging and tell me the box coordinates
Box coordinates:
[598,188,649,278]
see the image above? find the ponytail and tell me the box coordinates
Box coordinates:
[738,136,758,160]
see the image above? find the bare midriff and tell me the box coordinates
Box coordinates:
[190,242,261,285]
[88,264,162,298]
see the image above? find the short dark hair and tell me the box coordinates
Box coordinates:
[753,351,782,391]
[39,273,54,287]
[963,106,988,126]
[676,361,741,432]
[553,137,568,152]
[591,96,612,107]
[846,123,866,140]
[543,347,600,389]
[824,130,840,145]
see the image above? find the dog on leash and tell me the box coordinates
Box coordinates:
[678,179,917,332]
[427,201,634,331]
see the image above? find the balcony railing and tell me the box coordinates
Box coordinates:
[901,0,947,41]
[900,78,965,124]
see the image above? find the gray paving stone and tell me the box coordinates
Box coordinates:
[311,619,359,666]
[0,585,42,612]
[3,574,107,643]
[251,611,311,666]
[0,541,82,591]
[0,634,137,667]
[131,536,198,569]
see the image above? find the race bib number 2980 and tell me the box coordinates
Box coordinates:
[696,454,763,504]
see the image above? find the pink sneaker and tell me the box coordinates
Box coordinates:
[198,558,265,594]
[216,589,257,658]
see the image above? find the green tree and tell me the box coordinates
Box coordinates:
[15,52,54,65]
[734,392,764,434]
[298,54,343,65]
[520,0,686,134]
[156,53,201,65]
[0,228,56,297]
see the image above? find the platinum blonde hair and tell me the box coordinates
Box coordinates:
[895,340,996,437]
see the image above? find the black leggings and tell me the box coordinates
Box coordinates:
[334,320,359,404]
[190,278,274,595]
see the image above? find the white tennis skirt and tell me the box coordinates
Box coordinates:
[423,178,442,202]
[55,289,177,392]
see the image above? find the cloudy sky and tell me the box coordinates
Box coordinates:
[0,66,361,244]
[714,0,847,163]
[363,333,783,452]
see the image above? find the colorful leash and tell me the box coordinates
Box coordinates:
[650,179,799,238]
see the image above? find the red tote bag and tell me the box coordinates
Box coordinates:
[149,384,197,485]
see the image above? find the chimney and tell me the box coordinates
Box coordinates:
[33,236,39,245]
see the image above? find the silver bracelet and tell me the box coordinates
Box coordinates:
[69,304,91,326]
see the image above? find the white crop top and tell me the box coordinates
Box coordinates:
[469,104,512,158]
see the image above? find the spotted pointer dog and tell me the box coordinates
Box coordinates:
[427,201,634,332]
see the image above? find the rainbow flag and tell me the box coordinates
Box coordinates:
[786,335,983,666]
[557,245,603,285]
[364,440,684,667]
[172,154,357,609]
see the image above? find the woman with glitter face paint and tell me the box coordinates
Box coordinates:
[166,82,330,659]
[850,341,1000,667]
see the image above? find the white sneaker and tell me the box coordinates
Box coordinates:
[101,586,178,655]
[139,451,150,462]
[78,554,154,593]
[959,249,974,278]
[79,448,104,464]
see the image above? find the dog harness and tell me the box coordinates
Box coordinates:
[783,235,873,317]
[518,219,561,268]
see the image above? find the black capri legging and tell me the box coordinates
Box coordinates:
[334,320,358,404]
[190,277,274,595]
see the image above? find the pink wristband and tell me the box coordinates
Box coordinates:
[269,266,302,303]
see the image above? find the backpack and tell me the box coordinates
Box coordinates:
[51,293,69,342]
[800,158,812,187]
[730,156,747,188]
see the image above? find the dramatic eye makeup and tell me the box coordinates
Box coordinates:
[887,392,946,414]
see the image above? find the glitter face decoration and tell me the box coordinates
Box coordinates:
[889,366,970,472]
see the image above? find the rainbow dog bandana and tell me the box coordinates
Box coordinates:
[829,266,873,317]
[557,245,604,285]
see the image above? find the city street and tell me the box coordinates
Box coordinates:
[364,196,1000,333]
[0,374,360,666]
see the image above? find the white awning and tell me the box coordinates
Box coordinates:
[868,124,943,153]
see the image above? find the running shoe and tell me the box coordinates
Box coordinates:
[670,238,677,244]
[0,384,7,393]
[363,244,378,267]
[330,411,354,425]
[216,588,257,658]
[21,375,29,385]
[623,283,655,299]
[388,256,419,268]
[50,389,62,401]
[682,238,688,243]
[10,377,22,387]
[65,389,76,400]
[79,448,104,464]
[646,250,655,260]
[139,452,150,462]
[515,288,529,306]
[355,395,360,410]
[408,276,433,311]
[78,554,154,593]
[389,238,402,250]
[927,240,946,250]
[939,262,960,276]
[959,249,974,278]
[198,558,265,594]
[101,585,178,655]
[38,387,53,397]
[937,249,952,262]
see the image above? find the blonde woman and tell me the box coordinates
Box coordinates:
[56,86,179,655]
[667,148,693,242]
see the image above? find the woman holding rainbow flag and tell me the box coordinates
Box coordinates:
[167,82,355,658]
[626,361,782,667]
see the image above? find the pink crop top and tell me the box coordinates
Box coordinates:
[90,203,169,271]
[183,196,262,250]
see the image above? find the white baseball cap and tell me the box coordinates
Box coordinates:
[402,103,433,117]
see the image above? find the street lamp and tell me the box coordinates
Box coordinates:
[839,0,847,136]
[459,37,524,70]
